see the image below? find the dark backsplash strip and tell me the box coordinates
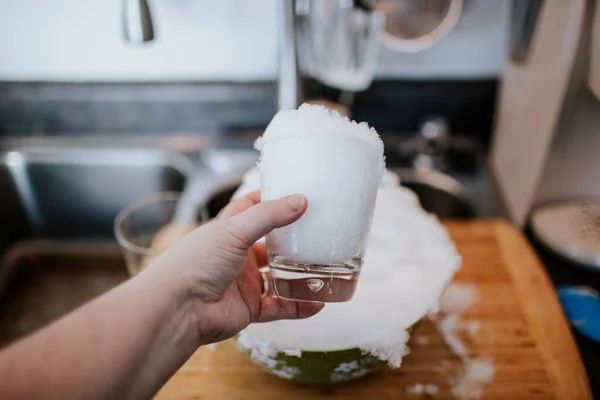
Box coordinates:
[0,82,276,135]
[354,80,497,136]
[0,80,497,142]
[307,79,498,144]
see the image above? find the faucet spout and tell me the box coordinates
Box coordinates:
[277,0,302,111]
[123,0,155,44]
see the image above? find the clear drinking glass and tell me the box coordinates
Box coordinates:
[114,192,205,276]
[261,136,383,303]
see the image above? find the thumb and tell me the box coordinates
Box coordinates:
[222,194,307,248]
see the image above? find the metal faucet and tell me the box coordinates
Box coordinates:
[394,116,452,172]
[277,0,303,111]
[121,0,302,110]
[123,0,155,44]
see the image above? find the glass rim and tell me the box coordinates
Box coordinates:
[114,191,182,257]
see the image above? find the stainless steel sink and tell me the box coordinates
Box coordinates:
[1,147,191,241]
[0,138,257,347]
[0,136,501,347]
[204,169,481,220]
[0,242,128,346]
[392,168,476,219]
[0,140,195,346]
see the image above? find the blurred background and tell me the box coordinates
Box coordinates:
[1,0,600,396]
[0,0,507,134]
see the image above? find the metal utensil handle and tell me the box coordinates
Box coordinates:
[278,0,302,110]
[123,0,155,43]
[510,0,544,64]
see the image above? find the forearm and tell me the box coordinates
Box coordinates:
[0,264,200,400]
[0,192,317,399]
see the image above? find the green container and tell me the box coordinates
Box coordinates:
[234,321,421,385]
[235,343,382,384]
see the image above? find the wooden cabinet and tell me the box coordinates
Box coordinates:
[489,0,587,226]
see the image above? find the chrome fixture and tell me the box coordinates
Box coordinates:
[396,116,452,171]
[123,0,155,44]
[277,0,302,110]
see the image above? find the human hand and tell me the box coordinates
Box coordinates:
[0,191,322,400]
[149,191,324,345]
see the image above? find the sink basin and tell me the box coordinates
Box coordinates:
[392,168,476,219]
[204,168,477,220]
[0,242,126,347]
[0,138,489,347]
[0,142,197,347]
[0,140,260,346]
[0,145,193,246]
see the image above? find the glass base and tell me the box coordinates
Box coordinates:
[269,256,361,303]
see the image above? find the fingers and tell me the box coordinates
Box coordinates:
[222,194,307,248]
[257,297,324,323]
[251,243,268,267]
[219,191,261,220]
[250,244,324,322]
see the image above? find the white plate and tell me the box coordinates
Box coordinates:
[531,199,600,270]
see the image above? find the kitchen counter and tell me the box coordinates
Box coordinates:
[156,221,591,400]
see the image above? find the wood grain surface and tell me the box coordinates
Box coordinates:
[156,220,591,400]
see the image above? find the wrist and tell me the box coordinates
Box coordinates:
[142,261,204,350]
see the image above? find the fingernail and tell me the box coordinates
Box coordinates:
[287,194,306,211]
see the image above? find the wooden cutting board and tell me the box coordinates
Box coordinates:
[156,221,591,399]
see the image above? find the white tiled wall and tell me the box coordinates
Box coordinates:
[0,0,510,82]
